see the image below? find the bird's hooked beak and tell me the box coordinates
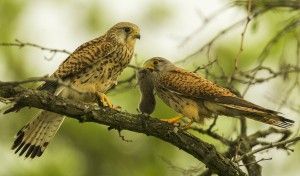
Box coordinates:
[134,33,141,39]
[132,29,141,39]
[143,60,155,71]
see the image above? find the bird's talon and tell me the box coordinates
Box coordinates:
[113,105,122,110]
[96,92,117,109]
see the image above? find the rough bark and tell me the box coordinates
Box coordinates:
[0,83,246,176]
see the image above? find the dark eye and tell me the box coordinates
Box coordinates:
[124,27,131,33]
[153,60,159,65]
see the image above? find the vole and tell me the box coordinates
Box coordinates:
[137,69,156,115]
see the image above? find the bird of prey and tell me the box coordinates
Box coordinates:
[8,22,141,158]
[138,57,294,128]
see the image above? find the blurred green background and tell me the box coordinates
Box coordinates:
[0,0,299,176]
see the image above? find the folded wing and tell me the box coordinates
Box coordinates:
[157,68,294,128]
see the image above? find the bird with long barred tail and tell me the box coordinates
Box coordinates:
[138,57,294,129]
[8,22,141,159]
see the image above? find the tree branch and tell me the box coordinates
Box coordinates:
[236,136,300,162]
[0,82,246,176]
[0,39,71,54]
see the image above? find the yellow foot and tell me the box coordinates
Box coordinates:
[96,92,119,109]
[161,115,183,124]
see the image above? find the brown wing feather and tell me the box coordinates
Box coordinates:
[158,68,277,113]
[155,66,294,128]
[54,36,115,79]
[158,68,234,99]
[37,36,115,92]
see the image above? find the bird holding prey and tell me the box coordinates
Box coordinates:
[8,22,140,158]
[138,57,294,129]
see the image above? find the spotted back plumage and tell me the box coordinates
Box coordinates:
[157,68,235,99]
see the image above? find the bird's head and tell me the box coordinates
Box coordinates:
[107,22,140,46]
[143,57,174,72]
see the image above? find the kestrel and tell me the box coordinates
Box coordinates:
[9,22,140,158]
[138,57,294,128]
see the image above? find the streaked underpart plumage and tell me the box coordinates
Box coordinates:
[139,57,294,129]
[9,22,140,158]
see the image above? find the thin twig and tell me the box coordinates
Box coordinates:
[176,8,267,64]
[0,39,71,54]
[236,136,300,162]
[228,0,252,85]
[0,76,81,94]
[242,18,300,96]
[239,157,272,166]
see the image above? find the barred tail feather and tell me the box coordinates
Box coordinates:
[12,111,65,158]
[219,104,294,128]
[249,114,294,128]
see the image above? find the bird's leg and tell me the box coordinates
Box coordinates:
[96,92,119,109]
[161,115,183,124]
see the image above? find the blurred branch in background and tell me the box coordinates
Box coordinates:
[0,39,70,61]
[235,0,300,10]
[176,0,300,175]
[1,0,300,176]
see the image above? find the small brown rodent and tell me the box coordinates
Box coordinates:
[137,69,156,114]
